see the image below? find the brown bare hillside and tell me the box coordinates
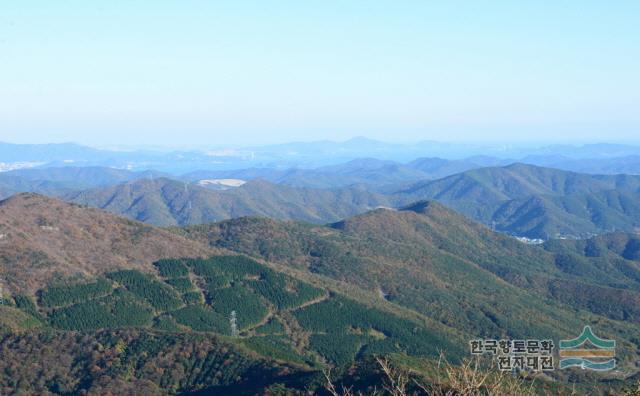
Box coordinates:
[0,193,214,294]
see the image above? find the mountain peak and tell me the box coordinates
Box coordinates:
[0,191,67,208]
[397,199,477,227]
[399,200,442,215]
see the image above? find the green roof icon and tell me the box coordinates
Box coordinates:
[560,326,615,349]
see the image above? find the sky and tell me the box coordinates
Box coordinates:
[1,1,639,148]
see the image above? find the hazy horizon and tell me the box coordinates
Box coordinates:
[3,135,640,153]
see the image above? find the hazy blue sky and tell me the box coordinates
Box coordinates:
[1,1,639,147]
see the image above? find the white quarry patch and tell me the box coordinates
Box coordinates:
[197,179,246,188]
[514,236,545,245]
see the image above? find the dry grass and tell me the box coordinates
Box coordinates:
[324,353,541,396]
[418,353,538,396]
[624,381,640,396]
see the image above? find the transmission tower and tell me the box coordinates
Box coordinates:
[230,310,239,337]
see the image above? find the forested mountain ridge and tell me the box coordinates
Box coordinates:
[4,162,640,239]
[399,163,640,203]
[1,193,639,393]
[394,163,640,238]
[178,200,640,359]
[0,193,214,293]
[65,177,392,226]
[0,195,468,394]
[0,205,469,393]
[65,163,640,239]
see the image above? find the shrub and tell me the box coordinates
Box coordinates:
[254,317,286,335]
[107,270,182,311]
[39,278,112,307]
[154,259,189,278]
[204,275,231,290]
[243,336,307,364]
[309,334,364,366]
[208,285,268,330]
[185,258,225,278]
[295,296,460,361]
[153,315,182,332]
[183,291,203,305]
[14,295,43,320]
[171,305,229,334]
[49,290,154,330]
[248,271,323,309]
[186,256,266,280]
[165,277,194,293]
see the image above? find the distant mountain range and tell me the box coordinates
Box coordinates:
[57,163,640,239]
[182,158,430,189]
[2,151,640,239]
[4,139,640,174]
[396,163,640,238]
[181,156,511,189]
[0,166,168,199]
[181,154,640,189]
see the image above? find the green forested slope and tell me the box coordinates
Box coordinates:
[178,202,640,370]
[2,194,640,394]
[7,255,463,371]
[394,163,640,238]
